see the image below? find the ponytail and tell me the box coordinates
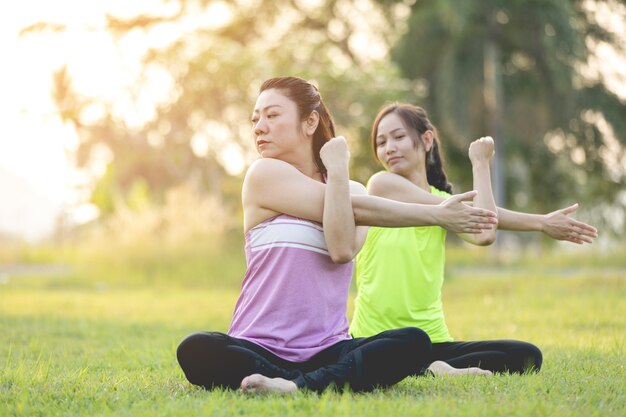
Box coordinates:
[425,132,452,194]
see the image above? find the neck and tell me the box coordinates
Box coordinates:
[403,166,431,192]
[283,151,322,181]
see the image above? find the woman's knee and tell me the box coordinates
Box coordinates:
[519,342,542,373]
[505,340,542,373]
[176,332,229,383]
[403,327,432,351]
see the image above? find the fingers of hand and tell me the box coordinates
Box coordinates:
[560,203,578,215]
[470,210,497,221]
[569,223,597,239]
[461,224,491,234]
[572,220,598,236]
[566,230,593,244]
[455,190,478,202]
[470,136,495,156]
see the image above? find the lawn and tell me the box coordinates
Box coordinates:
[0,247,624,417]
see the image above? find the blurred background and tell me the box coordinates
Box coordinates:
[1,0,625,286]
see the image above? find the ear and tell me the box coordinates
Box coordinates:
[422,130,434,152]
[304,110,320,136]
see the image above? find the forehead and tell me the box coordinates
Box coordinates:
[377,112,407,134]
[253,88,295,113]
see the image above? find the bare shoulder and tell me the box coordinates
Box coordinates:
[349,180,367,195]
[245,158,295,181]
[242,159,291,227]
[368,171,442,204]
[243,158,297,195]
[369,171,407,187]
[367,171,410,196]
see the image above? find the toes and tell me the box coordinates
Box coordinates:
[240,374,258,392]
[240,377,249,392]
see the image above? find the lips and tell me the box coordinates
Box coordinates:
[387,156,402,165]
[257,139,269,147]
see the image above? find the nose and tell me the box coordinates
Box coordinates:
[385,140,396,155]
[254,117,268,136]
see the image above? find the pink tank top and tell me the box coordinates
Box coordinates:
[228,214,353,362]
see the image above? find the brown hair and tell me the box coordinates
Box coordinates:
[371,103,453,194]
[260,76,336,174]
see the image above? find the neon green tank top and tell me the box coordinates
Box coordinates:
[350,186,453,343]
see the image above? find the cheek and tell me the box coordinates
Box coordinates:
[375,147,386,163]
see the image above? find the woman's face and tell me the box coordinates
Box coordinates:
[251,88,304,160]
[374,112,425,175]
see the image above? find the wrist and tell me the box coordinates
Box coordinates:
[471,159,491,169]
[431,205,444,227]
[326,166,349,180]
[538,214,548,233]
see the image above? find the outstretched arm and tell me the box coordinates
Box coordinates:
[351,190,495,233]
[366,171,597,244]
[498,204,597,244]
[242,158,496,234]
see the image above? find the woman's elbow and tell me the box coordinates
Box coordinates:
[474,231,497,246]
[329,248,357,264]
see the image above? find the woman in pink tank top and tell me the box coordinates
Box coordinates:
[176,76,498,394]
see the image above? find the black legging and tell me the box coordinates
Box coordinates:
[431,339,543,374]
[177,327,432,393]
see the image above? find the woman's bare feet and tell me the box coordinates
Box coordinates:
[428,360,492,376]
[240,374,298,395]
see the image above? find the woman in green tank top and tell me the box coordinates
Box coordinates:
[350,103,598,376]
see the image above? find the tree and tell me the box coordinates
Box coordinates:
[24,0,409,222]
[381,0,626,236]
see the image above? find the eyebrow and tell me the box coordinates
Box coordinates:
[252,104,282,114]
[376,127,405,139]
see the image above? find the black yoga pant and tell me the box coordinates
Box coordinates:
[177,327,432,393]
[431,339,542,374]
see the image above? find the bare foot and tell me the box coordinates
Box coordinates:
[240,374,298,395]
[428,360,492,377]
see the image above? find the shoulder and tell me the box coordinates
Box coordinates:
[367,171,414,197]
[349,180,367,195]
[245,158,295,179]
[243,158,297,189]
[368,171,412,188]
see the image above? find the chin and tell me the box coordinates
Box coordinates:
[388,166,407,176]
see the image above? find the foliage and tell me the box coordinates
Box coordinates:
[23,0,626,240]
[376,0,626,235]
[32,0,409,213]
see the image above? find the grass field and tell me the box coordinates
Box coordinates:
[1,244,625,417]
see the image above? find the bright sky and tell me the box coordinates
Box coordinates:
[0,0,244,203]
[0,0,624,241]
[0,0,181,239]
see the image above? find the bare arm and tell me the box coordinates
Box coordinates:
[366,170,597,244]
[242,158,496,234]
[498,205,597,244]
[351,191,493,232]
[457,137,497,246]
[320,137,368,263]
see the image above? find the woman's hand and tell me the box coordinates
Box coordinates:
[541,204,598,244]
[469,136,495,165]
[437,191,498,234]
[320,136,350,174]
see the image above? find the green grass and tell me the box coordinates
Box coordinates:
[1,247,625,416]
